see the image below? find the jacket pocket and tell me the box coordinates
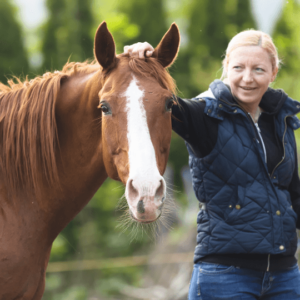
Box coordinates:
[225,186,244,223]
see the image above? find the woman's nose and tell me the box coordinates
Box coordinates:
[242,69,253,83]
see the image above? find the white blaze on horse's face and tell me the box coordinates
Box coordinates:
[124,76,166,222]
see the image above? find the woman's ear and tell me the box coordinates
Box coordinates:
[271,67,278,82]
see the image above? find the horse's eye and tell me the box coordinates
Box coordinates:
[99,102,111,115]
[101,105,109,113]
[166,99,174,111]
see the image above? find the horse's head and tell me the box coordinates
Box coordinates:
[94,22,180,223]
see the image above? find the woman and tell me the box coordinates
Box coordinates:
[124,30,300,299]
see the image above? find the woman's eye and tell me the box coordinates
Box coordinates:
[233,66,241,70]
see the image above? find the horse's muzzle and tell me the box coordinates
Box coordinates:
[125,177,166,223]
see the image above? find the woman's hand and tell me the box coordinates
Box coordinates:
[124,42,154,58]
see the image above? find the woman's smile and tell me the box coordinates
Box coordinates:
[240,86,256,90]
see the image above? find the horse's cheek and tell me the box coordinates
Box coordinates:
[155,127,172,175]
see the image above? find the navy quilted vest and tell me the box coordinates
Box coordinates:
[188,81,300,262]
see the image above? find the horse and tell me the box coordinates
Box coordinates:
[0,21,180,299]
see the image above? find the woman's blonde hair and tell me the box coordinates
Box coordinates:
[222,29,280,79]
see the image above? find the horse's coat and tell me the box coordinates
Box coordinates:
[0,22,180,299]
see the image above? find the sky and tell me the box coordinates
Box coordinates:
[13,0,47,29]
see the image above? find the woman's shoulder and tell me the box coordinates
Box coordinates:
[195,88,215,99]
[262,87,300,116]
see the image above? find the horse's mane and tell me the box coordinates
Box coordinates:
[0,61,98,196]
[0,56,177,197]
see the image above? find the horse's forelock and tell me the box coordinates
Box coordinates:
[119,55,177,98]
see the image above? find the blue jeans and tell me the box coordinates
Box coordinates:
[188,262,300,300]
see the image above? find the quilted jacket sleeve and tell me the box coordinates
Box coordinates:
[171,97,219,158]
[171,97,204,143]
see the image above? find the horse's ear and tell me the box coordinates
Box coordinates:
[152,23,180,68]
[94,21,117,70]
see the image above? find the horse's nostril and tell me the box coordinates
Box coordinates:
[128,179,139,199]
[155,179,165,200]
[137,199,145,214]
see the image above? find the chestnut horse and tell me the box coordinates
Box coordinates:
[0,22,180,299]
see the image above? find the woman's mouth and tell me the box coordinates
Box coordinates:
[240,86,256,91]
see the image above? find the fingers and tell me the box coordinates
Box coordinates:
[145,50,153,57]
[124,42,154,58]
[123,45,131,54]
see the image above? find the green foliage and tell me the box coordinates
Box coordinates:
[272,1,300,144]
[119,0,168,46]
[41,0,94,71]
[0,0,28,83]
[45,284,88,300]
[92,0,168,54]
[273,1,300,100]
[91,0,139,54]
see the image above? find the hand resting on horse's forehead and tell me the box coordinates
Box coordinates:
[124,42,154,58]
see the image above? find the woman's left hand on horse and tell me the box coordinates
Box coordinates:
[124,42,154,58]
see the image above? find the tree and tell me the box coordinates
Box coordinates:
[273,1,300,100]
[0,0,29,83]
[41,0,94,72]
[120,0,168,46]
[272,1,300,143]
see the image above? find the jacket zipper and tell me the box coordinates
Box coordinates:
[270,115,290,178]
[251,114,267,163]
[267,254,270,272]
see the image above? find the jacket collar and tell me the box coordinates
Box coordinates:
[209,79,291,116]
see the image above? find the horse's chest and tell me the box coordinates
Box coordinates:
[0,247,46,300]
[0,213,48,299]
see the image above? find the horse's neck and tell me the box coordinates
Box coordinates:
[43,70,107,239]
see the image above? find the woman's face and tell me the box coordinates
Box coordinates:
[226,46,278,110]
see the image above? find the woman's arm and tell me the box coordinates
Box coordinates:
[172,97,219,158]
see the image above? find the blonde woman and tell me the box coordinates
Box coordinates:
[125,30,300,299]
